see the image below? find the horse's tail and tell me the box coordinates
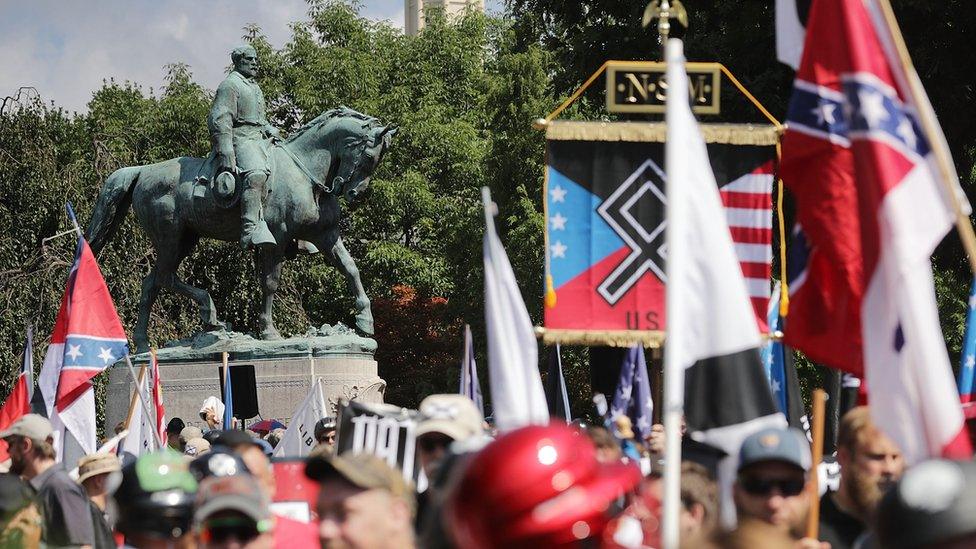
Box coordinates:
[86,166,139,255]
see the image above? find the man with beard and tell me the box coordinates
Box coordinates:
[819,406,904,549]
[1,414,95,548]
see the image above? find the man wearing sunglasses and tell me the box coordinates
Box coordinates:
[314,418,337,451]
[732,426,827,549]
[195,474,274,549]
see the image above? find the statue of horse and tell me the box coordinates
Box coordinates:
[86,107,396,353]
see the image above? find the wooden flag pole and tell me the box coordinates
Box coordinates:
[124,355,165,449]
[806,389,827,539]
[874,0,976,274]
[121,363,148,434]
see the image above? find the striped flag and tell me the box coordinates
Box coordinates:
[459,325,485,417]
[719,162,774,328]
[0,327,36,461]
[958,278,976,403]
[151,354,166,443]
[610,346,653,441]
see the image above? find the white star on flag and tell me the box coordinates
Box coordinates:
[637,416,651,431]
[549,185,567,203]
[967,355,975,369]
[551,241,567,258]
[896,116,917,150]
[97,347,115,364]
[771,379,782,394]
[858,89,889,129]
[812,101,837,126]
[968,293,975,310]
[550,212,567,231]
[65,344,82,362]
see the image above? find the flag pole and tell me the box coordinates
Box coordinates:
[221,351,232,429]
[123,355,164,449]
[120,363,147,435]
[805,389,827,539]
[873,0,976,274]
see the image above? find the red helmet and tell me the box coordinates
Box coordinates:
[447,423,641,548]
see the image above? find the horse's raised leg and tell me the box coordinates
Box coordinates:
[162,235,224,332]
[134,268,161,354]
[324,235,373,335]
[255,249,284,340]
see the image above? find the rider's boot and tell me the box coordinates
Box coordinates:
[240,172,277,250]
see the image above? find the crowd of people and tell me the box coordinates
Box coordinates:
[1,395,976,548]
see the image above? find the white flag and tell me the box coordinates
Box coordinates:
[121,371,156,456]
[776,0,806,69]
[481,187,549,431]
[274,378,328,458]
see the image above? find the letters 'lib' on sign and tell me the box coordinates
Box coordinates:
[606,61,721,115]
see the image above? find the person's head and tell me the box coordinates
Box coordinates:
[1,414,55,478]
[231,45,258,78]
[167,417,186,450]
[448,423,642,548]
[314,417,337,449]
[733,427,811,535]
[585,425,623,463]
[680,461,719,539]
[114,451,198,548]
[195,474,273,549]
[180,426,204,451]
[184,437,212,457]
[836,406,905,518]
[77,452,122,499]
[306,450,416,549]
[211,430,275,497]
[876,459,976,549]
[415,394,484,477]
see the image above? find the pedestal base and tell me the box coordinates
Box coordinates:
[105,355,385,433]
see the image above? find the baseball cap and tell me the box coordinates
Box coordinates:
[314,417,337,440]
[416,394,484,441]
[180,426,204,443]
[167,417,186,435]
[183,437,211,457]
[738,427,811,473]
[194,473,272,527]
[0,414,53,441]
[877,459,976,549]
[114,451,198,538]
[189,448,249,481]
[305,449,413,511]
[77,453,121,484]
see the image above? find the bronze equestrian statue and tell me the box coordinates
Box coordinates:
[85,50,395,354]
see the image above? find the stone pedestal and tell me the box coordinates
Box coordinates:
[104,325,384,433]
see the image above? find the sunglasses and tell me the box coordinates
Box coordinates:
[202,517,262,544]
[418,435,454,453]
[740,477,806,497]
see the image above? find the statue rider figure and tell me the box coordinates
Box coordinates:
[208,45,281,249]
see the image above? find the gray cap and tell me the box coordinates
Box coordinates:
[738,427,811,473]
[877,459,976,549]
[0,414,53,442]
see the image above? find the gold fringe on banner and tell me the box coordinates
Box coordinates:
[535,327,665,348]
[535,327,782,347]
[546,121,781,146]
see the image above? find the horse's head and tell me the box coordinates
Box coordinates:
[333,123,397,203]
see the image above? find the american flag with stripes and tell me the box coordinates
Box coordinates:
[543,124,775,335]
[720,161,773,331]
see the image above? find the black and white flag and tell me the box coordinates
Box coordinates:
[776,0,811,69]
[662,39,786,540]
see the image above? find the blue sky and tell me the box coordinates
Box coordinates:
[0,0,503,113]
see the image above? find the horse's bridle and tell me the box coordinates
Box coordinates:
[280,137,369,196]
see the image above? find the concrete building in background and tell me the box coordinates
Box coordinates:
[405,0,485,36]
